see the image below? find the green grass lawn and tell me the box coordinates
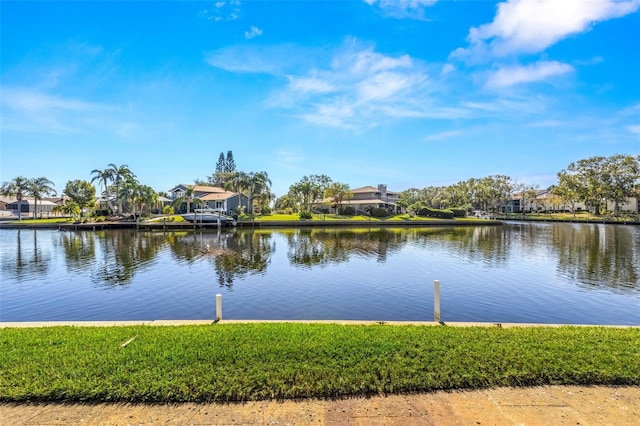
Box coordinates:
[1,323,638,403]
[502,212,639,222]
[6,217,70,224]
[246,213,485,222]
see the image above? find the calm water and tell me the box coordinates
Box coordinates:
[1,223,639,324]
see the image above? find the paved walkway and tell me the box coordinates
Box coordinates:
[2,386,639,425]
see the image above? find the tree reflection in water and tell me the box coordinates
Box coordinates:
[212,230,274,289]
[93,231,163,286]
[285,228,406,267]
[551,224,639,292]
[57,230,96,273]
[1,230,51,281]
[166,229,275,289]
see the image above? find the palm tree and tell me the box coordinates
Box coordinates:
[171,185,203,214]
[223,171,250,214]
[247,171,272,214]
[135,185,157,215]
[28,177,57,219]
[116,176,139,216]
[0,176,30,221]
[53,200,81,221]
[108,163,135,215]
[90,167,116,214]
[255,190,276,214]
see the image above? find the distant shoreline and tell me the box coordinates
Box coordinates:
[0,218,503,230]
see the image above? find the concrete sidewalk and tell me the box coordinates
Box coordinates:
[2,386,639,425]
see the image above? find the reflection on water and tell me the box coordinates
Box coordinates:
[0,223,638,323]
[552,224,638,292]
[1,230,51,281]
[285,228,404,267]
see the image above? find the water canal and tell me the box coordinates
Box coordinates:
[1,223,638,325]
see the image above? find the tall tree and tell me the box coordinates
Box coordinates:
[108,163,135,215]
[63,180,96,217]
[225,151,236,173]
[223,171,250,213]
[552,173,582,216]
[28,177,57,219]
[135,185,158,215]
[247,171,272,214]
[325,182,353,214]
[565,156,608,215]
[0,176,30,221]
[288,174,332,213]
[602,154,640,216]
[215,152,226,174]
[90,167,116,214]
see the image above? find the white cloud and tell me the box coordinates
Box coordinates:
[287,76,335,94]
[199,0,241,21]
[205,44,309,74]
[2,87,100,113]
[0,86,110,135]
[207,40,435,129]
[280,44,429,128]
[527,120,566,128]
[454,0,640,61]
[628,124,640,135]
[440,63,455,76]
[424,130,464,141]
[244,26,263,40]
[357,71,421,101]
[485,61,573,87]
[365,0,438,19]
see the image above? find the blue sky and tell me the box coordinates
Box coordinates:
[2,0,639,197]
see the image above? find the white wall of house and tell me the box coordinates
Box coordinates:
[606,198,639,213]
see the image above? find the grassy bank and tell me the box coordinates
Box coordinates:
[1,323,638,403]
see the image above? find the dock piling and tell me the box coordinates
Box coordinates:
[434,280,441,322]
[216,294,222,322]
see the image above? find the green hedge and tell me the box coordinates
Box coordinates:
[417,207,454,219]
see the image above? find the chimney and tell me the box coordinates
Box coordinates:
[378,184,387,200]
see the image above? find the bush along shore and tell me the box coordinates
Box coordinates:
[1,323,638,403]
[0,215,502,230]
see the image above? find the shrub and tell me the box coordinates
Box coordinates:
[163,206,175,215]
[370,208,390,218]
[417,207,454,219]
[94,216,106,222]
[449,208,467,218]
[299,210,313,220]
[93,209,110,217]
[339,206,356,216]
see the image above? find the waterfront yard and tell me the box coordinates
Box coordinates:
[1,323,638,403]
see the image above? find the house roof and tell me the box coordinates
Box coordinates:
[169,184,226,194]
[343,199,397,206]
[8,199,58,206]
[200,191,237,201]
[350,186,398,195]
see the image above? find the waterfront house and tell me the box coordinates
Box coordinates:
[506,190,588,214]
[606,197,640,214]
[6,198,58,216]
[168,184,248,214]
[317,184,400,214]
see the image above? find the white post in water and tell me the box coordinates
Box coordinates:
[216,294,222,321]
[434,280,441,322]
